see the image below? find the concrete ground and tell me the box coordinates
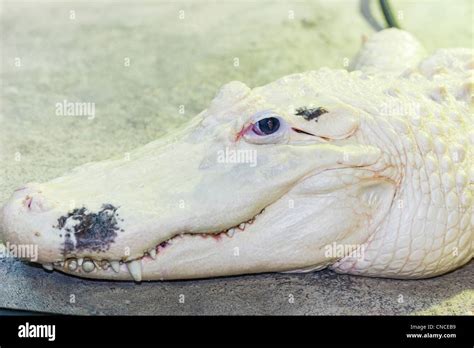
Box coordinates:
[0,0,472,315]
[0,257,472,315]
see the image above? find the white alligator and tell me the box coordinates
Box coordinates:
[1,29,472,282]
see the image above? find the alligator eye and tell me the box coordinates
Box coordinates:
[252,117,280,136]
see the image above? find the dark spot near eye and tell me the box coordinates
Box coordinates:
[295,106,328,121]
[54,204,122,255]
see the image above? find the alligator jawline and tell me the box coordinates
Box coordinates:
[50,208,266,273]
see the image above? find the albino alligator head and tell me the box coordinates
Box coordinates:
[1,29,472,281]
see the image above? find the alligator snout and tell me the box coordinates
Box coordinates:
[1,183,65,264]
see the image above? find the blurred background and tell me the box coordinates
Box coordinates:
[0,0,472,315]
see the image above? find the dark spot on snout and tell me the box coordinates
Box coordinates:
[295,106,328,121]
[54,204,122,254]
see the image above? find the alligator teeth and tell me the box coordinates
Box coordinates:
[82,259,95,273]
[227,228,235,237]
[239,223,245,230]
[149,248,157,259]
[100,260,110,270]
[42,263,53,271]
[110,261,121,273]
[127,260,142,282]
[67,259,78,271]
[93,260,101,269]
[77,258,84,266]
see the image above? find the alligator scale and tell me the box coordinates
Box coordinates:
[1,29,472,281]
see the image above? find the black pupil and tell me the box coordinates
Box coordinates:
[258,117,280,135]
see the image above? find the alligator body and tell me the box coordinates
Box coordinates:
[1,29,472,281]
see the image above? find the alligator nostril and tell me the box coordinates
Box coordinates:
[21,191,54,213]
[23,195,52,213]
[22,195,32,209]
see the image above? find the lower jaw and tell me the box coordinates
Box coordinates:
[52,231,249,281]
[51,232,334,282]
[51,228,335,282]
